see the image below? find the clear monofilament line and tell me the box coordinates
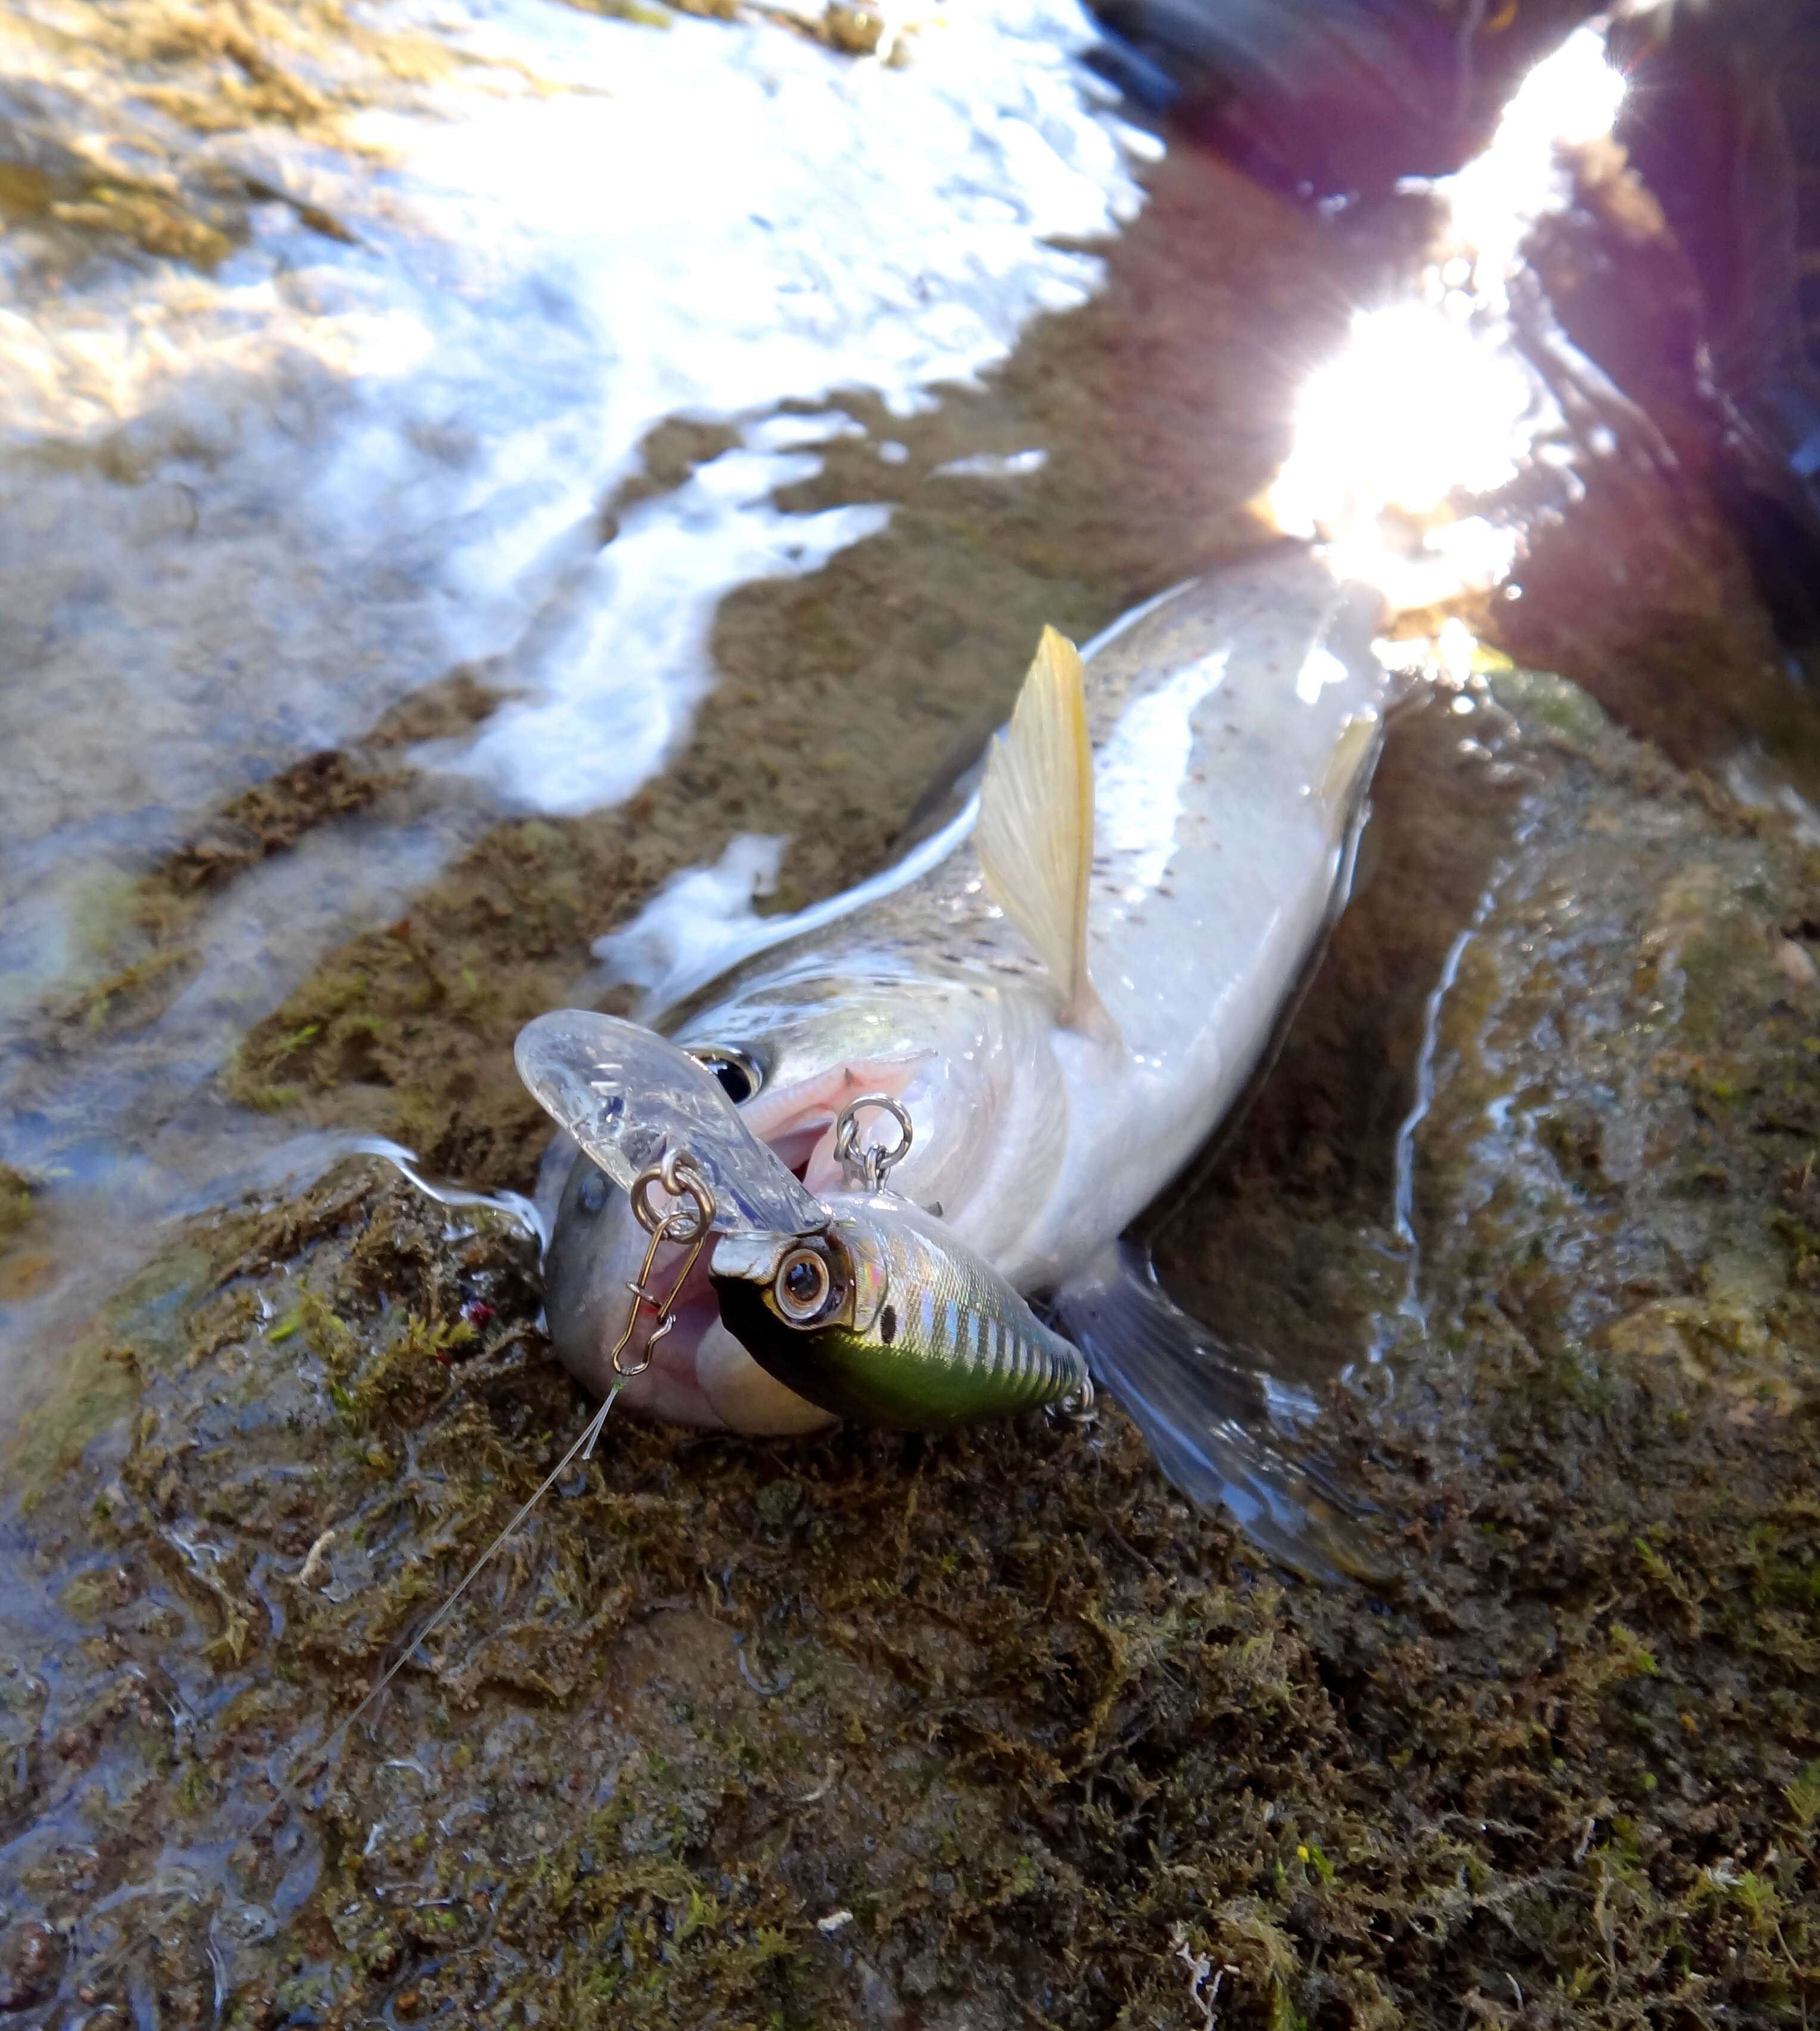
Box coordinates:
[332,1157,713,1749]
[337,1384,623,1739]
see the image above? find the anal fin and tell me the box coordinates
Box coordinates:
[977,626,1116,1041]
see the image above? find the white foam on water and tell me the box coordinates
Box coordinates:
[0,0,1147,1399]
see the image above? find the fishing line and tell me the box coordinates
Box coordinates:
[326,1153,717,1750]
[337,1384,623,1740]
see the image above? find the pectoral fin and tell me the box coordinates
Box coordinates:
[977,627,1116,1040]
[1050,1244,1392,1587]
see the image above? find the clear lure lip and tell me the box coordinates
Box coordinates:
[514,1008,829,1240]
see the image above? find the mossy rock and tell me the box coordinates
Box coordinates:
[4,676,1818,2027]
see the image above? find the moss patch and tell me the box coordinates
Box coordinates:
[5,676,1818,2027]
[0,1168,34,1246]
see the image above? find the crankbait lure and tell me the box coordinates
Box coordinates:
[515,1007,826,1240]
[707,1094,1090,1427]
[349,1028,1087,1730]
[711,1194,1090,1427]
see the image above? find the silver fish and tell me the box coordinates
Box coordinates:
[530,542,1393,1570]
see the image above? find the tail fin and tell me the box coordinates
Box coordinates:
[1051,1245,1389,1585]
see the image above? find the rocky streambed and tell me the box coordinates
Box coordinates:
[2,1,1817,2023]
[5,652,1817,2029]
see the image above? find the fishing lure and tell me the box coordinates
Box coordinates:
[711,1199,1088,1427]
[707,1094,1091,1427]
[515,1007,826,1241]
[521,1012,1091,1428]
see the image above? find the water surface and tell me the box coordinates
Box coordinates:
[1,0,1150,1399]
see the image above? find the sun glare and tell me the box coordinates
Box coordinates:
[1268,26,1628,612]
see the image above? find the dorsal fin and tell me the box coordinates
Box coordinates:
[976,626,1116,1041]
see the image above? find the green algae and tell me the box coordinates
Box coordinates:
[4,38,1820,2026]
[0,1168,33,1246]
[4,1246,214,1501]
[1488,665,1611,747]
[555,0,679,24]
[0,158,239,270]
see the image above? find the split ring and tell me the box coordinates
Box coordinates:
[832,1093,913,1189]
[629,1149,715,1242]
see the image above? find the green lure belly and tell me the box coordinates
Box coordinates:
[710,1190,1087,1430]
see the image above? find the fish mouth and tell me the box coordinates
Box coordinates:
[732,1054,927,1195]
[590,1058,922,1429]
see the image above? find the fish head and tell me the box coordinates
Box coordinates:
[542,962,1068,1433]
[665,953,1066,1247]
[543,1142,841,1435]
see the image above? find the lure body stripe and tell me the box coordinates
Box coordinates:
[713,1190,1086,1430]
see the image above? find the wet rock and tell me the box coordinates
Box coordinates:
[824,1,886,54]
[5,657,1818,2026]
[1775,936,1817,988]
[855,1958,903,2026]
[0,1170,33,1246]
[5,46,1819,1995]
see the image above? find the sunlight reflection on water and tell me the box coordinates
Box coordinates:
[1268,26,1628,608]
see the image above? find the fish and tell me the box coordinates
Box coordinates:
[514,1007,1090,1423]
[530,540,1393,1573]
[345,1056,1097,1733]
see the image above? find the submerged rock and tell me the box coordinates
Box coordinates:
[2,664,1815,2027]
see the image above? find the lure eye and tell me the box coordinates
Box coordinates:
[773,1248,832,1323]
[686,1046,761,1105]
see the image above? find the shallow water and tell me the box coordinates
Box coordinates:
[0,0,1154,1400]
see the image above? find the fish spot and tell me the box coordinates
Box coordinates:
[881,1304,898,1346]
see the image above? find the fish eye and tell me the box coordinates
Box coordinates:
[685,1045,761,1105]
[773,1247,832,1324]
